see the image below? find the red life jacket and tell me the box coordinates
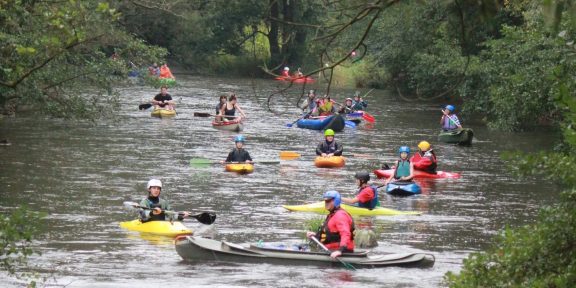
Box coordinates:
[316,208,355,251]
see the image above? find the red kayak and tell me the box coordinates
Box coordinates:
[373,169,461,179]
[275,76,315,83]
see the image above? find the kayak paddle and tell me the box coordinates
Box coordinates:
[310,236,356,271]
[286,111,313,128]
[361,111,375,123]
[190,158,279,167]
[139,103,153,110]
[123,201,216,225]
[279,151,377,160]
[194,112,242,118]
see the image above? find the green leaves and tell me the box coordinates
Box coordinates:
[0,207,44,275]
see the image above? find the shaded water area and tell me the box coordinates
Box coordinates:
[0,76,560,287]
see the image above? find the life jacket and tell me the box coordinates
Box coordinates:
[357,185,379,209]
[281,70,290,77]
[442,114,459,130]
[159,65,175,79]
[317,99,334,115]
[316,208,355,247]
[352,100,366,111]
[320,140,338,154]
[145,197,168,221]
[227,148,252,162]
[394,159,411,179]
[411,151,437,174]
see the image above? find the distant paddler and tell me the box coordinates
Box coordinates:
[440,105,462,131]
[222,135,253,163]
[217,94,246,122]
[152,85,175,110]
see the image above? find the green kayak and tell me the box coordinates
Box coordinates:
[438,128,474,145]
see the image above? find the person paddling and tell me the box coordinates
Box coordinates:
[223,135,253,163]
[281,67,291,78]
[316,129,343,157]
[385,146,415,184]
[411,141,437,174]
[295,67,304,78]
[139,179,189,222]
[338,98,354,114]
[300,90,318,118]
[306,191,355,258]
[215,95,227,115]
[342,172,379,209]
[440,105,462,131]
[316,95,336,116]
[152,86,175,110]
[219,94,246,121]
[351,92,367,111]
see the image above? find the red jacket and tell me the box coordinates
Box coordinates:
[410,151,437,173]
[319,208,355,251]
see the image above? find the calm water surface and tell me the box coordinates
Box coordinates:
[0,75,559,287]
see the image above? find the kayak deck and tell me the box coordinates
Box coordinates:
[373,169,461,179]
[314,156,345,168]
[120,219,193,237]
[282,202,421,216]
[225,163,254,174]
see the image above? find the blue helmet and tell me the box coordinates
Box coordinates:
[398,146,410,155]
[323,190,341,207]
[234,135,245,143]
[445,105,455,112]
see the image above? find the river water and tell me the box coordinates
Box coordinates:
[0,75,560,287]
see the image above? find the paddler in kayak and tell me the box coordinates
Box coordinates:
[159,63,175,79]
[295,67,304,78]
[281,66,291,78]
[218,94,246,122]
[351,92,367,111]
[140,179,189,222]
[152,85,175,110]
[410,141,437,174]
[341,172,379,209]
[300,90,318,118]
[337,98,354,114]
[306,191,355,258]
[384,146,415,184]
[440,105,462,131]
[316,95,336,116]
[316,129,343,157]
[222,135,253,163]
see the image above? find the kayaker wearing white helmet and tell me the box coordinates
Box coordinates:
[440,104,462,131]
[281,66,290,78]
[306,191,355,258]
[385,146,415,184]
[139,179,189,222]
[223,135,253,163]
[316,129,343,157]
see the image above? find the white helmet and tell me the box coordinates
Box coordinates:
[284,67,289,71]
[147,179,162,189]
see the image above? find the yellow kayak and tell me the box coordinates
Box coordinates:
[282,202,421,216]
[119,219,193,237]
[314,156,345,168]
[225,163,254,174]
[151,108,176,118]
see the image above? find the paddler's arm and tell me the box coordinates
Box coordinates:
[333,142,343,156]
[235,104,247,118]
[139,199,153,221]
[341,196,359,205]
[244,150,253,163]
[316,142,325,156]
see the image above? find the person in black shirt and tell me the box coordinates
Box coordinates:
[222,135,253,163]
[152,86,175,110]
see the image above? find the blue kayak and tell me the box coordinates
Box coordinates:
[346,112,363,124]
[296,115,345,132]
[386,181,422,196]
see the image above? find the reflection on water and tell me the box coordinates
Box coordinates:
[0,75,561,287]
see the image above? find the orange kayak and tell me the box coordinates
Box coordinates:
[314,156,345,168]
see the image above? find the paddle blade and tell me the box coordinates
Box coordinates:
[194,112,212,117]
[362,112,375,123]
[344,121,356,128]
[139,103,152,110]
[193,212,216,225]
[286,123,294,127]
[280,151,301,159]
[190,158,213,167]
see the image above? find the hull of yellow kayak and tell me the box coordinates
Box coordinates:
[282,202,421,216]
[314,156,345,168]
[225,163,254,174]
[151,108,176,118]
[119,219,193,237]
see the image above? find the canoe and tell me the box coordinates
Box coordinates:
[373,169,461,179]
[151,108,176,118]
[345,112,364,124]
[119,219,193,237]
[175,236,435,268]
[225,163,254,174]
[212,119,243,132]
[314,156,345,168]
[275,76,315,83]
[296,115,345,132]
[438,128,474,145]
[282,202,421,216]
[386,182,422,196]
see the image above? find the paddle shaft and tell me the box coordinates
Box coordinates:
[310,236,356,270]
[124,202,216,224]
[194,112,241,118]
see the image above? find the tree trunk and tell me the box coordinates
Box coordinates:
[268,0,281,67]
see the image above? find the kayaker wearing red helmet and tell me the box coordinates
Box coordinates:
[410,141,437,174]
[139,179,189,222]
[342,172,379,209]
[306,191,355,258]
[316,129,343,157]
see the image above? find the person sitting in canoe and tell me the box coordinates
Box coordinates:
[215,95,227,115]
[139,179,189,222]
[316,95,336,116]
[316,129,343,157]
[385,146,415,184]
[337,98,354,114]
[306,190,355,258]
[341,172,379,209]
[295,67,304,78]
[440,105,462,131]
[152,86,175,110]
[300,90,318,118]
[148,63,160,76]
[218,94,246,122]
[411,141,437,174]
[223,135,253,163]
[281,66,290,78]
[351,92,367,111]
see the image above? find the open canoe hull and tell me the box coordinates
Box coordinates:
[212,119,244,132]
[438,128,474,145]
[282,202,421,216]
[373,169,461,179]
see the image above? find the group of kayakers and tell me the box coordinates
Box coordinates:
[281,66,305,79]
[215,93,247,122]
[300,90,368,118]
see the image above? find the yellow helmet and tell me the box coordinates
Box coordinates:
[418,141,431,151]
